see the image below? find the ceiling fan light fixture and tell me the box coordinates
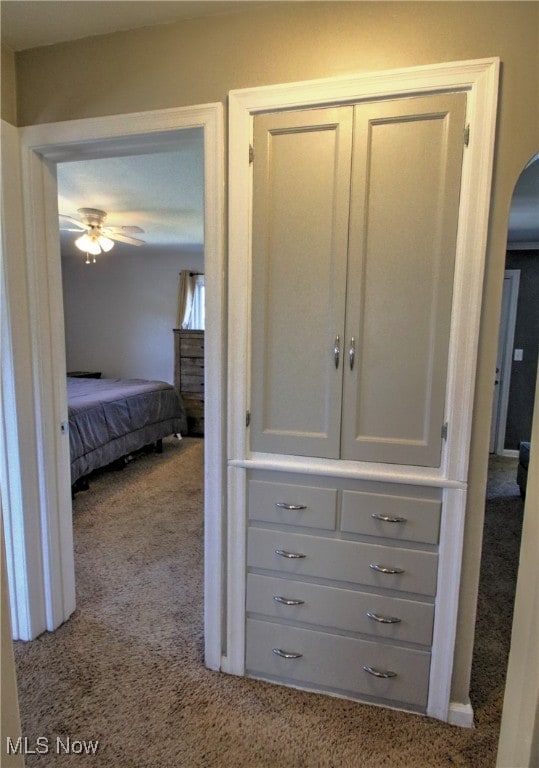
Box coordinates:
[75,233,101,255]
[98,235,114,252]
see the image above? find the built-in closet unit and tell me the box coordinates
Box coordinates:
[227,60,499,723]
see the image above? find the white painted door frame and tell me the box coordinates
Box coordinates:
[1,104,225,671]
[227,58,499,723]
[490,269,520,456]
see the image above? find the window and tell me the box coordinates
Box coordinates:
[187,273,205,330]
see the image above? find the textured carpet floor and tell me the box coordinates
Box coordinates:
[13,443,524,767]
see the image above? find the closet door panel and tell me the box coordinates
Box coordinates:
[342,93,467,466]
[251,108,352,458]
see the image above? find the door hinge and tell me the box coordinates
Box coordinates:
[246,410,251,427]
[441,422,449,441]
[249,144,254,164]
[464,124,470,147]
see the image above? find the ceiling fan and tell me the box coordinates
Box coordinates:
[59,207,145,261]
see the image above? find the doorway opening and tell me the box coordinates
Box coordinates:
[472,152,539,723]
[2,105,225,671]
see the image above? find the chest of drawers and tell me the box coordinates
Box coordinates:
[173,329,204,436]
[245,471,442,711]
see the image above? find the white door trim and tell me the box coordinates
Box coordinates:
[1,120,50,640]
[493,270,521,456]
[3,104,225,671]
[226,58,499,721]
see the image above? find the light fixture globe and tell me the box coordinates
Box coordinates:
[98,235,114,252]
[75,233,101,255]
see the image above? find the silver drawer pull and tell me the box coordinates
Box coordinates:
[275,502,307,511]
[369,563,405,574]
[273,595,305,606]
[371,513,407,523]
[367,611,402,624]
[273,648,303,659]
[275,549,306,559]
[363,665,398,679]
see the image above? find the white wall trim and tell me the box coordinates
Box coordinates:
[494,270,521,455]
[1,120,48,640]
[227,59,499,718]
[223,465,246,674]
[3,105,225,668]
[229,456,467,489]
[427,488,468,720]
[448,701,475,728]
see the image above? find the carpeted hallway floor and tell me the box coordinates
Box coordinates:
[13,439,524,767]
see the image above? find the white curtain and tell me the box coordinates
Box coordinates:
[177,271,196,328]
[190,274,205,330]
[177,271,204,329]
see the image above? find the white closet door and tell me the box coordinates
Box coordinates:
[341,93,467,466]
[250,108,352,458]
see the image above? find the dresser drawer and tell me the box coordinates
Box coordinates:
[246,619,431,708]
[246,573,434,645]
[180,334,204,358]
[180,372,204,395]
[249,479,337,530]
[247,528,438,596]
[341,488,441,544]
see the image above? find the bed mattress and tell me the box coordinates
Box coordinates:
[67,376,187,484]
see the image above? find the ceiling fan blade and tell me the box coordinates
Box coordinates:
[109,233,145,246]
[60,226,86,232]
[104,225,144,235]
[59,214,85,227]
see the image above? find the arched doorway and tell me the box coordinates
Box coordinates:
[473,152,539,761]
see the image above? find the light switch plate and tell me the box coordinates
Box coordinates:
[514,348,523,361]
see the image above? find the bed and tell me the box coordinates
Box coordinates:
[67,376,187,488]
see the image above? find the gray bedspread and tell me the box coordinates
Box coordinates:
[67,376,187,484]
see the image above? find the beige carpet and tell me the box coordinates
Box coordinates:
[13,440,523,767]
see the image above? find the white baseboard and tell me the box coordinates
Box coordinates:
[447,701,475,728]
[501,449,520,459]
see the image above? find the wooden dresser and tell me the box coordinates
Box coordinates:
[173,329,204,436]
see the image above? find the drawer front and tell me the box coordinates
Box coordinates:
[249,479,337,530]
[246,573,434,645]
[341,489,441,544]
[180,358,204,377]
[247,528,438,596]
[180,372,204,394]
[246,619,430,708]
[180,335,204,358]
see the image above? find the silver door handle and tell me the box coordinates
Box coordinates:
[275,502,307,510]
[273,648,303,659]
[273,595,305,606]
[334,335,340,369]
[275,549,306,559]
[369,563,405,574]
[349,337,355,370]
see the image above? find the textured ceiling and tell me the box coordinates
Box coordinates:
[57,128,204,258]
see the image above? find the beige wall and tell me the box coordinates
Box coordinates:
[10,1,539,705]
[1,43,17,125]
